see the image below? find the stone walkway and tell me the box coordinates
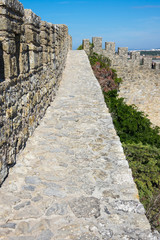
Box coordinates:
[0,51,159,240]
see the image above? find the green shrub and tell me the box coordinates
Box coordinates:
[103,89,160,231]
[77,45,83,50]
[114,77,123,85]
[89,52,111,69]
[103,90,160,148]
[123,143,160,230]
[89,51,160,231]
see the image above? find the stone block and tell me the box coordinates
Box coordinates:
[3,41,16,54]
[142,57,152,68]
[118,47,128,58]
[3,52,11,78]
[10,56,18,76]
[0,0,24,16]
[82,39,90,55]
[0,16,11,31]
[24,9,41,28]
[92,37,102,55]
[105,42,115,54]
[154,62,160,70]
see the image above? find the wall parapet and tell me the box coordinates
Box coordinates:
[82,37,160,70]
[0,0,72,184]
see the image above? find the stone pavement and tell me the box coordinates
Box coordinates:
[0,51,159,240]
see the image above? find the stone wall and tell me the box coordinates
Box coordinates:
[82,37,160,127]
[117,67,160,127]
[0,0,72,185]
[82,37,160,70]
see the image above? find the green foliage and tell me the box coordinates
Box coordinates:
[110,68,118,78]
[140,50,160,56]
[114,77,123,85]
[123,144,160,203]
[77,45,83,50]
[89,50,160,231]
[77,42,94,51]
[89,52,111,69]
[123,143,160,230]
[103,90,160,148]
[103,89,160,231]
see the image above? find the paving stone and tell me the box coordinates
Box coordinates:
[23,185,36,192]
[45,203,67,216]
[75,234,100,240]
[36,229,54,240]
[9,237,35,240]
[14,201,31,210]
[111,200,145,214]
[16,221,30,235]
[0,223,16,229]
[69,196,100,218]
[25,176,41,185]
[43,187,65,198]
[31,195,43,202]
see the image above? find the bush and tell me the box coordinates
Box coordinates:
[77,45,83,50]
[123,143,160,231]
[103,90,160,148]
[89,51,160,231]
[89,52,111,69]
[103,89,160,231]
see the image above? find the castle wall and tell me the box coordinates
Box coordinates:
[82,37,156,70]
[117,67,160,127]
[82,37,160,127]
[0,0,71,184]
[92,37,102,55]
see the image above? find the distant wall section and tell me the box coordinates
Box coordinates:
[82,37,160,127]
[82,37,160,70]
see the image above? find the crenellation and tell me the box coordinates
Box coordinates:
[104,41,115,57]
[82,36,160,129]
[0,0,71,184]
[92,37,102,55]
[142,57,152,68]
[82,39,90,54]
[82,37,159,71]
[118,47,128,58]
[154,62,160,70]
[130,51,140,60]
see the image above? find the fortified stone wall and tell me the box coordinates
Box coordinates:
[117,67,160,127]
[82,37,160,70]
[0,0,72,185]
[83,37,160,127]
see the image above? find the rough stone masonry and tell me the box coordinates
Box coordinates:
[0,50,159,239]
[0,0,72,184]
[83,37,160,127]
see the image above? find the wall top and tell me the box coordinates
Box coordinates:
[0,0,24,15]
[24,9,41,27]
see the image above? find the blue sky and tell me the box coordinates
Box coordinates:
[20,0,160,50]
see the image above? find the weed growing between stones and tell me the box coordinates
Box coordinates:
[85,49,160,232]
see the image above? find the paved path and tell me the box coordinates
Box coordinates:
[0,51,158,240]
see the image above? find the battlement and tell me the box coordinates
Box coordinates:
[82,37,160,70]
[0,0,72,184]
